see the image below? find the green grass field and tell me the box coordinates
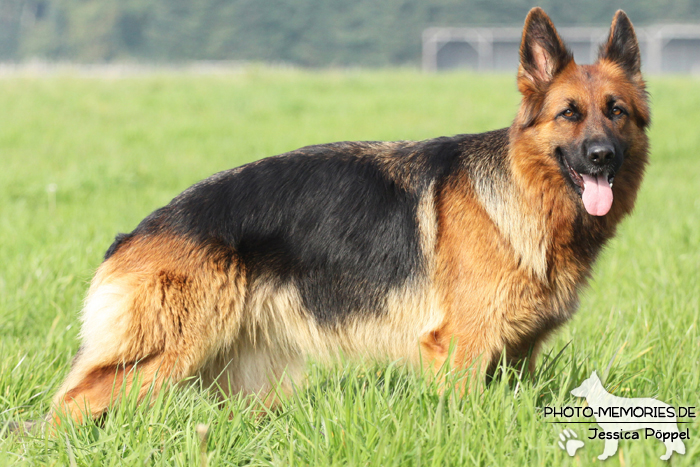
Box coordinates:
[0,68,698,466]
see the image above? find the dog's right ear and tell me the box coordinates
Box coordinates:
[518,8,572,89]
[517,8,573,127]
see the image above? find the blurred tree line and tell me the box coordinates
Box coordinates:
[2,0,700,65]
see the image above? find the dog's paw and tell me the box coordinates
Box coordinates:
[558,428,584,457]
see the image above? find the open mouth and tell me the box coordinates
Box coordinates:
[560,153,615,217]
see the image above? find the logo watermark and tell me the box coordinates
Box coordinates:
[546,371,695,460]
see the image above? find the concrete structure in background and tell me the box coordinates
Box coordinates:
[423,25,700,74]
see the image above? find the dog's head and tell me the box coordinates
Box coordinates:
[513,8,650,218]
[570,370,603,398]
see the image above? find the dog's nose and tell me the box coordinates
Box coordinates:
[587,143,615,166]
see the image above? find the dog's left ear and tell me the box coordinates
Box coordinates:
[598,10,641,78]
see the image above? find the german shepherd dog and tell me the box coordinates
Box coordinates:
[41,8,648,427]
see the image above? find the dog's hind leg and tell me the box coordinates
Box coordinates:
[199,331,307,412]
[198,279,320,411]
[48,238,247,426]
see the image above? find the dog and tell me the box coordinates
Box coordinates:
[38,8,648,427]
[571,372,685,460]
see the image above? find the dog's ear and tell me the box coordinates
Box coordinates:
[518,8,573,91]
[598,10,641,79]
[517,8,573,127]
[591,371,600,381]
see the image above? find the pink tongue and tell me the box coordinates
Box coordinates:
[581,174,613,216]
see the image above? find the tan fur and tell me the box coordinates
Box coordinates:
[51,235,247,424]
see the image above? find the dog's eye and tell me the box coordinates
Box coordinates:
[611,106,624,117]
[561,109,574,118]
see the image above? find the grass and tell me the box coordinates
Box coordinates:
[0,68,698,465]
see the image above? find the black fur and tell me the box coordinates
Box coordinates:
[104,233,131,261]
[106,131,508,325]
